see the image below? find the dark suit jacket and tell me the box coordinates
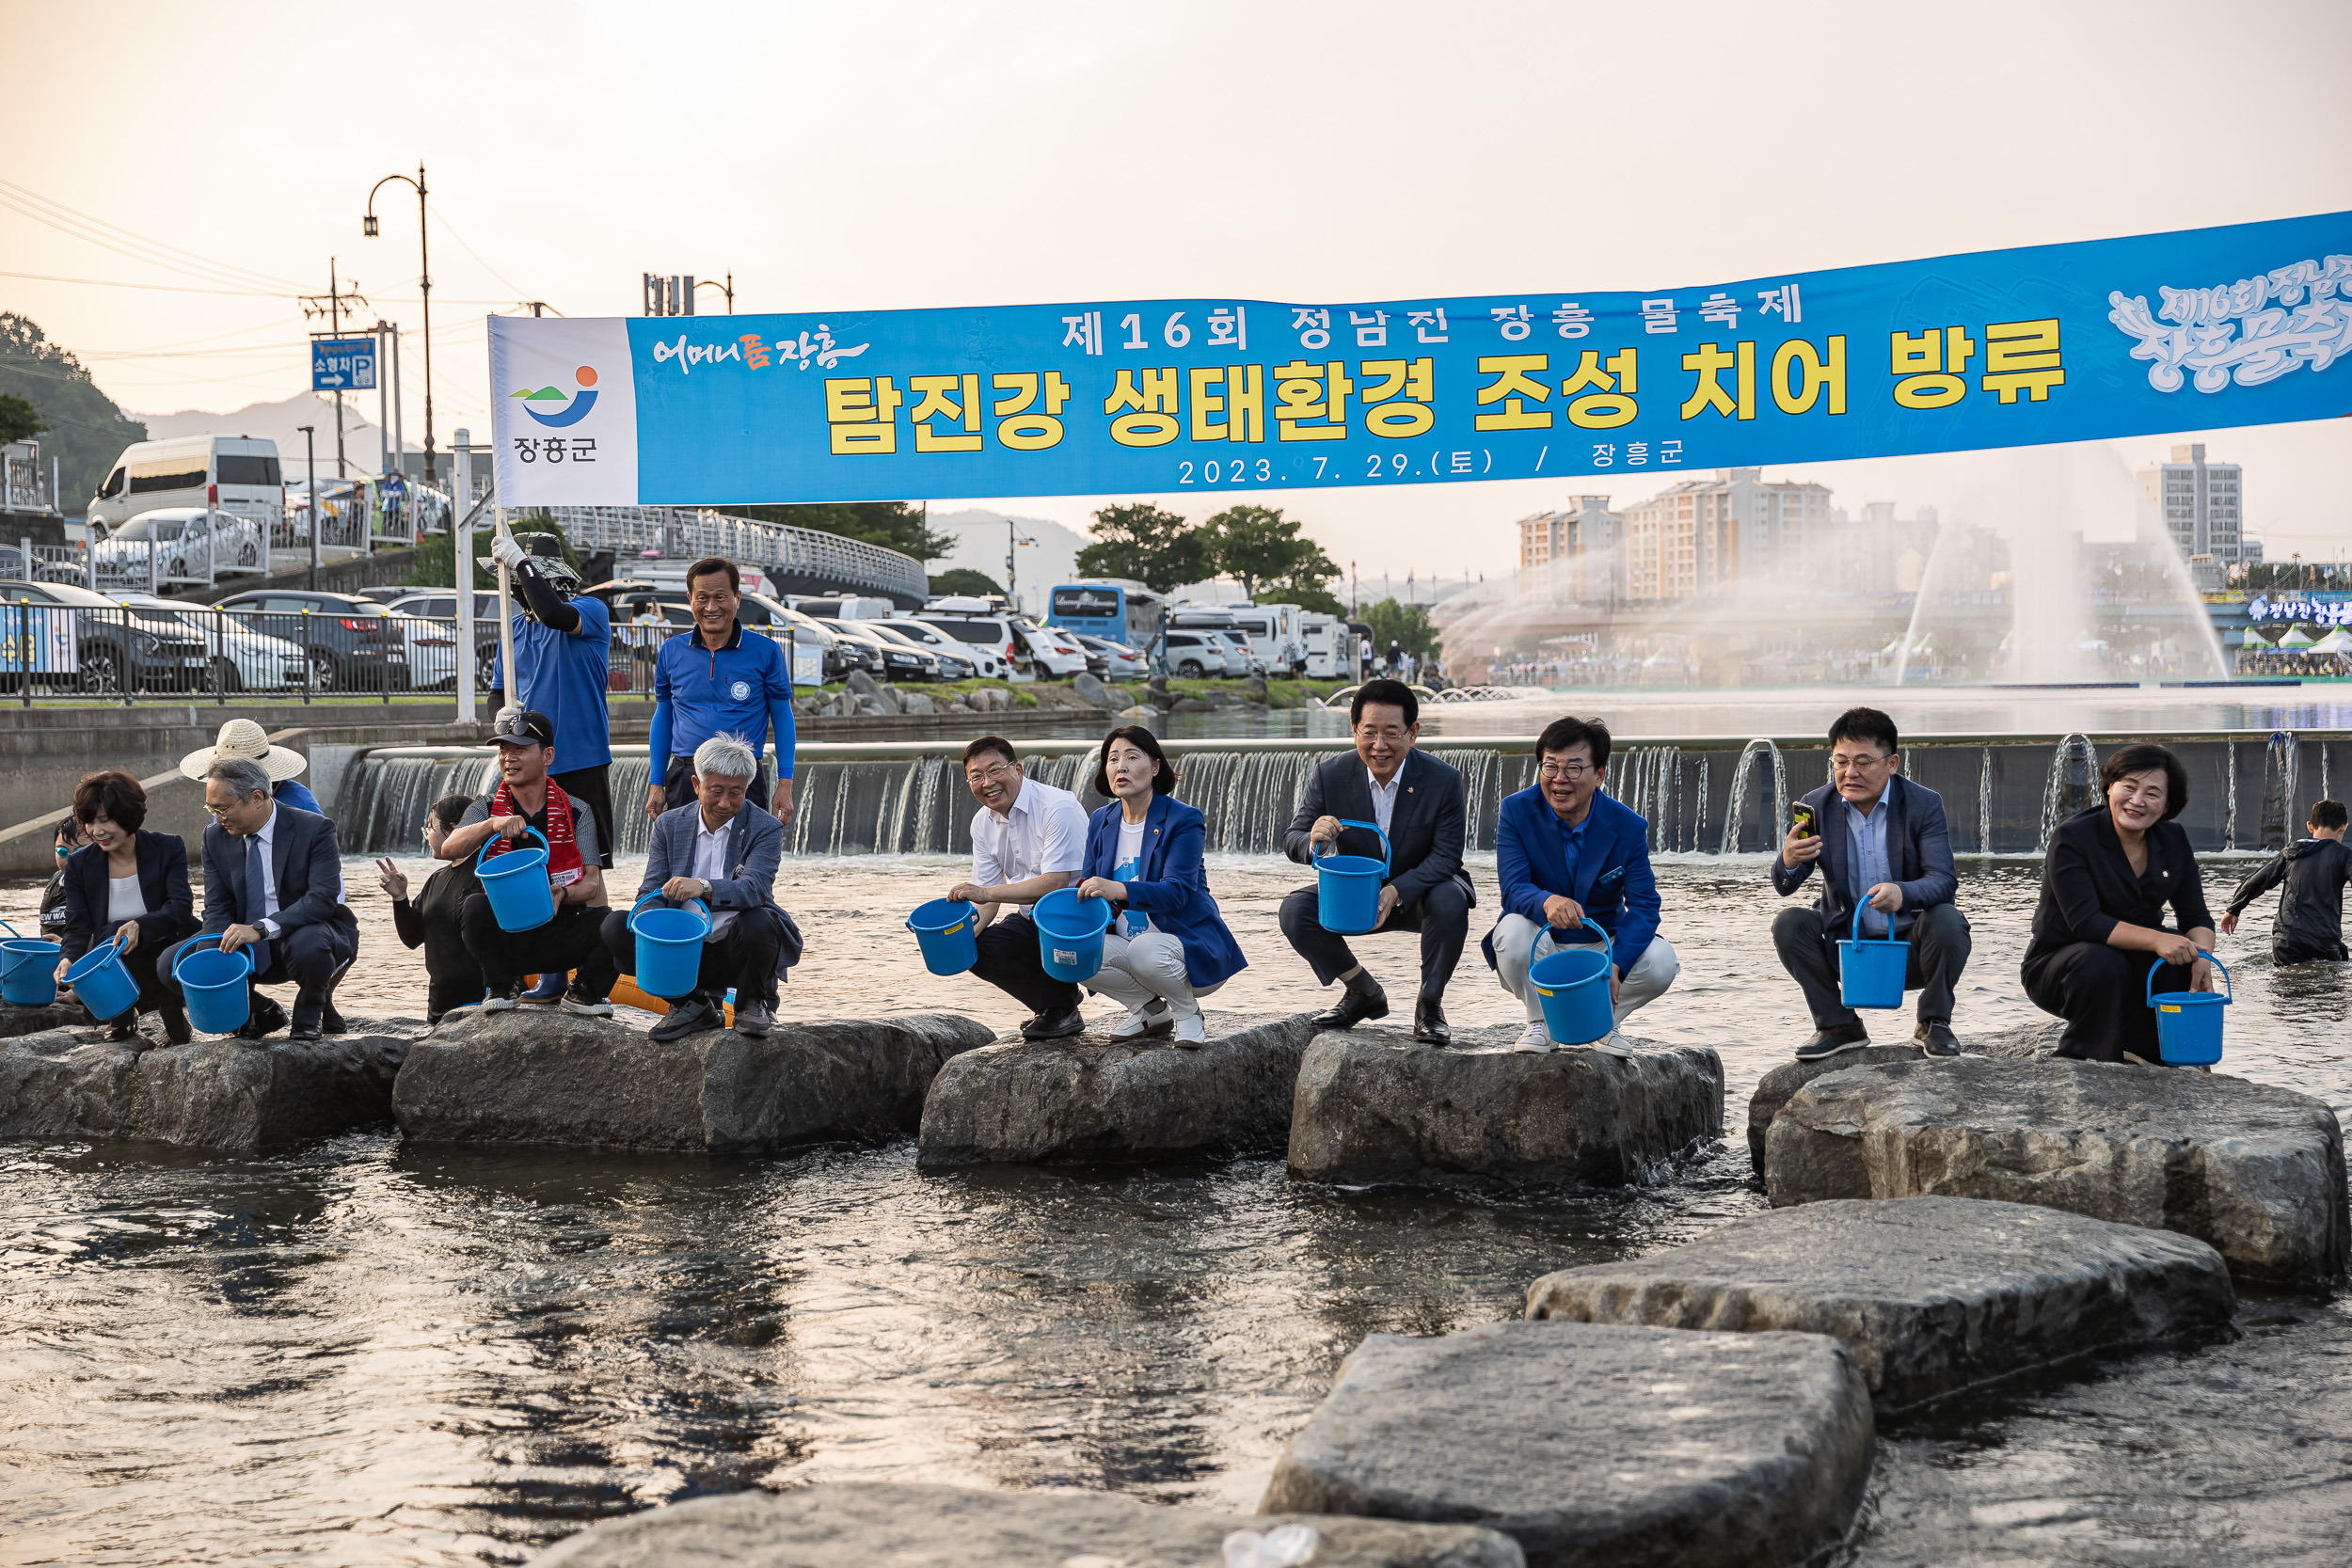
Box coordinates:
[1282,749,1475,911]
[59,831,198,963]
[198,804,357,940]
[2023,806,2213,973]
[1768,775,1957,936]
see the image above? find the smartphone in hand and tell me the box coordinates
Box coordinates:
[1791,802,1818,839]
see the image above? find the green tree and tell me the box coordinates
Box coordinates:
[0,392,46,446]
[733,501,957,562]
[1073,501,1206,594]
[928,566,1003,597]
[1201,504,1340,601]
[0,313,147,510]
[404,513,579,589]
[1361,597,1442,663]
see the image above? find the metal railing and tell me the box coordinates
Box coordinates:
[546,504,926,602]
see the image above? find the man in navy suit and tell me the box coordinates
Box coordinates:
[155,757,358,1043]
[1279,679,1474,1043]
[1772,706,1970,1061]
[1484,716,1677,1055]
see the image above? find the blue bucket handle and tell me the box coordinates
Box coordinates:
[1849,902,1906,945]
[171,931,255,986]
[476,824,549,875]
[1312,816,1391,877]
[72,933,124,972]
[907,898,977,934]
[0,917,18,941]
[628,890,711,936]
[2147,951,2231,1006]
[1553,915,1612,948]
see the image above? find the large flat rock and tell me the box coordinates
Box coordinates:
[1287,1029,1723,1186]
[916,1010,1322,1167]
[529,1481,1524,1568]
[1766,1054,2350,1291]
[0,1024,411,1151]
[395,1008,993,1152]
[1261,1319,1873,1568]
[1742,1024,2062,1176]
[1525,1196,2236,1412]
[0,1001,89,1039]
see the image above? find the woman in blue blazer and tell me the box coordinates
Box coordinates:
[1073,726,1247,1046]
[56,770,199,1043]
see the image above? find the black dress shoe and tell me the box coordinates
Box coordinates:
[1412,996,1452,1045]
[1311,983,1389,1030]
[161,1005,192,1047]
[650,998,721,1043]
[321,1002,348,1036]
[287,1022,325,1044]
[1915,1021,1962,1057]
[105,1016,140,1044]
[1794,1023,1870,1062]
[237,993,289,1040]
[1021,1006,1086,1040]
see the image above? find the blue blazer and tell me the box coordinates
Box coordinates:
[1081,794,1248,989]
[1770,775,1958,933]
[637,800,804,981]
[59,830,199,963]
[1483,786,1661,975]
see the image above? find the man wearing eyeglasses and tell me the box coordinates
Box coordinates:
[1483,715,1676,1055]
[946,735,1091,1038]
[1772,706,1969,1062]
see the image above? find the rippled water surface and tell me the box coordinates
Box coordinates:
[3,855,2349,1566]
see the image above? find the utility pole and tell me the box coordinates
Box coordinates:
[364,162,436,484]
[300,261,368,479]
[298,424,317,589]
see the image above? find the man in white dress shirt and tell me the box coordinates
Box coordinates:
[947,734,1091,1038]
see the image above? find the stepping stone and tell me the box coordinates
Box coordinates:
[0,1024,412,1152]
[1525,1196,2236,1412]
[396,1009,992,1152]
[525,1481,1526,1568]
[1261,1319,1873,1568]
[916,1011,1322,1167]
[1743,1024,2062,1176]
[1766,1054,2350,1291]
[1287,1028,1723,1186]
[0,1000,89,1040]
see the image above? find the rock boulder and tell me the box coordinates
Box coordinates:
[1073,671,1117,709]
[395,1009,993,1152]
[918,1011,1321,1166]
[1261,1320,1873,1568]
[1526,1196,2235,1412]
[1766,1054,2349,1291]
[1287,1028,1723,1186]
[0,1000,92,1039]
[1742,1023,2063,1176]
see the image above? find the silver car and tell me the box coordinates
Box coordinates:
[93,508,267,586]
[112,592,308,692]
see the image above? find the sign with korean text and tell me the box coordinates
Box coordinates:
[490,211,2352,508]
[311,337,378,392]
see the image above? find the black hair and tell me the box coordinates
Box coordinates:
[1535,715,1612,772]
[687,556,741,594]
[962,735,1018,770]
[1351,677,1419,728]
[428,792,475,832]
[2311,799,2348,832]
[2098,743,2190,821]
[1092,725,1176,797]
[73,770,147,833]
[1828,706,1899,755]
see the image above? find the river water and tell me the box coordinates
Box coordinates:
[3,851,2349,1566]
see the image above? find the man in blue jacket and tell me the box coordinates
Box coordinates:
[1484,716,1677,1056]
[1771,706,1970,1061]
[645,556,797,828]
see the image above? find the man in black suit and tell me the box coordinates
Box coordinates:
[155,757,359,1044]
[1279,678,1474,1043]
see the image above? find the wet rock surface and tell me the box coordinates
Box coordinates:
[1260,1319,1874,1568]
[0,1021,411,1151]
[1526,1196,2236,1412]
[917,1010,1322,1166]
[1766,1054,2349,1291]
[395,1008,993,1152]
[528,1481,1526,1568]
[1744,1024,2061,1175]
[1287,1028,1723,1186]
[0,1000,88,1039]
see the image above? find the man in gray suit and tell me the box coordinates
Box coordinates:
[155,757,358,1043]
[600,733,802,1041]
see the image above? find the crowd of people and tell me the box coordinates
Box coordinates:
[33,546,2349,1068]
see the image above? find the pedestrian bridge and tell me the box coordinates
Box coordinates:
[547,505,927,606]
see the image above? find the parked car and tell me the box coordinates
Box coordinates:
[113,592,307,692]
[1215,629,1259,676]
[381,590,506,690]
[906,610,1026,681]
[0,578,211,693]
[1020,620,1093,678]
[211,588,413,691]
[877,615,982,678]
[92,508,267,587]
[1161,629,1234,679]
[1072,632,1147,681]
[821,617,943,681]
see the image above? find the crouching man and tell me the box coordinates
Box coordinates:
[602,734,803,1042]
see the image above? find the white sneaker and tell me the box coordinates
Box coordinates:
[1110,1003,1161,1039]
[1513,1022,1553,1053]
[1172,1006,1206,1048]
[1587,1029,1634,1059]
[479,994,518,1013]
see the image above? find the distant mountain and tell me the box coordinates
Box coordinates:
[131,390,421,476]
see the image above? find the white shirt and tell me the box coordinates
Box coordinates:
[248,804,283,935]
[1114,816,1150,936]
[1367,767,1404,836]
[691,812,737,937]
[106,874,148,924]
[971,777,1088,912]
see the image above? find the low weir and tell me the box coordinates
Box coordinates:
[340,731,2345,860]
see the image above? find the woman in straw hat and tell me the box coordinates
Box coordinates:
[180,719,324,816]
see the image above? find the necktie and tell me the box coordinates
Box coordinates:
[244,835,274,974]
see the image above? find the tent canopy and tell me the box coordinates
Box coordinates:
[2275,626,2316,647]
[2312,628,2352,654]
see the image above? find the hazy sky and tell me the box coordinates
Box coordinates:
[9,0,2350,572]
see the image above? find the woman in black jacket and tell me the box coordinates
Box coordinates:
[56,770,199,1043]
[374,791,485,1024]
[2022,743,2217,1063]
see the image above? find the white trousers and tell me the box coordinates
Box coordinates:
[1491,912,1678,1025]
[1088,928,1223,1015]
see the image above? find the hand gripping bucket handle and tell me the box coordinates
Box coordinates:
[0,916,61,1008]
[1312,817,1392,936]
[1838,901,1911,1010]
[628,892,712,1000]
[475,826,555,933]
[1033,885,1112,984]
[172,934,255,1036]
[66,935,140,1023]
[2147,951,2230,1066]
[1529,917,1615,1046]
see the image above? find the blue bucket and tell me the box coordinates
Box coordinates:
[0,918,60,1007]
[1530,918,1614,1046]
[1837,904,1910,1009]
[172,937,254,1035]
[2148,953,2230,1066]
[628,893,711,999]
[475,826,555,933]
[1314,817,1391,935]
[907,897,979,976]
[1034,886,1112,982]
[65,936,140,1022]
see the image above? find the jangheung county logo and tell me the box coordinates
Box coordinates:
[511,365,600,427]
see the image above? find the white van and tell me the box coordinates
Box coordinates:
[1224,601,1305,675]
[88,436,284,536]
[1300,612,1341,677]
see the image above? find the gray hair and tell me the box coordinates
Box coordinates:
[206,757,272,800]
[693,734,758,784]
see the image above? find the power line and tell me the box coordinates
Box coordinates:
[0,176,304,293]
[0,268,291,297]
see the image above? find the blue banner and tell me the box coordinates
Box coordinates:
[490,211,2352,508]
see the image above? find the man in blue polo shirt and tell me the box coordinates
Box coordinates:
[646,555,797,825]
[486,534,614,871]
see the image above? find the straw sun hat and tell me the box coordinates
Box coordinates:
[179,718,308,783]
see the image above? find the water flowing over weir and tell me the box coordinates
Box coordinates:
[341,733,2352,861]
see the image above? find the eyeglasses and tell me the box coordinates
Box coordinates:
[1537,761,1595,781]
[1831,754,1891,773]
[964,761,1019,787]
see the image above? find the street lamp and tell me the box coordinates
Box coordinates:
[364,162,437,486]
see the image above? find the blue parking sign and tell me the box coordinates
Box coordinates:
[311,337,377,391]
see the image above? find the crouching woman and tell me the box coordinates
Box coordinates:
[1073,727,1246,1046]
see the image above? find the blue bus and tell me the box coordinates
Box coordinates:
[1047,579,1161,650]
